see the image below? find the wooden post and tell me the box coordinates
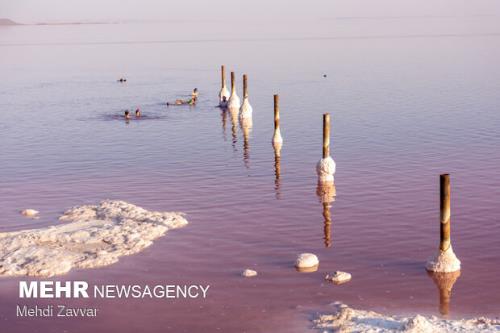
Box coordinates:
[440,174,451,252]
[323,113,330,159]
[274,95,280,131]
[243,74,248,98]
[221,65,226,89]
[230,71,235,93]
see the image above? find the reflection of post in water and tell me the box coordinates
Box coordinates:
[427,270,460,316]
[241,118,252,169]
[316,182,336,248]
[221,109,228,141]
[230,109,239,151]
[273,145,282,199]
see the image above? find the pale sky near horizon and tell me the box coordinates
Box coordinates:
[1,0,500,23]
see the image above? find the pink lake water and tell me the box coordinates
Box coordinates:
[1,17,500,332]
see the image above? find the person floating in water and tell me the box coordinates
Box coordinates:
[135,108,141,118]
[124,110,131,120]
[219,96,228,109]
[118,78,127,83]
[167,88,198,106]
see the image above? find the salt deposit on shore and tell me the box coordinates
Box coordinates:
[314,302,500,333]
[0,200,188,277]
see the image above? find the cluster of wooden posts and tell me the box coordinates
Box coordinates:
[217,66,461,311]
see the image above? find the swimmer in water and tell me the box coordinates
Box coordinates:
[118,78,127,82]
[192,88,198,101]
[219,96,228,109]
[167,98,196,106]
[124,110,131,120]
[135,108,141,118]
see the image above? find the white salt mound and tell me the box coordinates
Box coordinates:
[0,200,188,277]
[242,269,257,277]
[314,303,500,333]
[426,246,461,273]
[316,156,336,183]
[295,253,319,268]
[325,271,351,285]
[21,209,39,218]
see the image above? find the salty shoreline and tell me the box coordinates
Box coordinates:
[314,303,500,333]
[0,200,188,277]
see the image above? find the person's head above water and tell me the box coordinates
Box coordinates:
[135,108,141,117]
[124,110,130,119]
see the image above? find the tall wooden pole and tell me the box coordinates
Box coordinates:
[230,71,235,93]
[243,74,248,98]
[274,95,280,131]
[323,113,330,159]
[440,174,451,252]
[221,65,226,89]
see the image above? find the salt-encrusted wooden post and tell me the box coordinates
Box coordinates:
[239,74,253,119]
[272,94,283,151]
[426,174,461,272]
[316,113,336,183]
[219,65,230,103]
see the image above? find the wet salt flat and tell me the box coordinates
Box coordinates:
[1,17,500,332]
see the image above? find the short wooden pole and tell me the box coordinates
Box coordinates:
[440,174,451,252]
[243,74,248,98]
[221,65,226,89]
[323,113,330,159]
[274,95,280,131]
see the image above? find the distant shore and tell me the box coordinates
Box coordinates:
[0,18,116,26]
[0,18,20,25]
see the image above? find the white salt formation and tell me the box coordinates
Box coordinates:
[325,271,351,285]
[272,127,283,146]
[295,253,319,270]
[21,209,39,218]
[316,156,336,183]
[426,245,461,273]
[0,200,188,277]
[239,97,253,120]
[242,269,257,277]
[314,302,500,333]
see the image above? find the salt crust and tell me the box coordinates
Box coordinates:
[239,97,253,120]
[0,200,187,277]
[295,253,319,268]
[316,156,336,183]
[426,245,461,273]
[315,303,500,333]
